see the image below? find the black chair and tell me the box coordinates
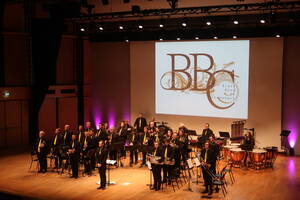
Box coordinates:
[28,151,39,172]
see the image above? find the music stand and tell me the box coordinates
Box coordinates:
[219,132,230,138]
[280,130,291,137]
[187,130,197,135]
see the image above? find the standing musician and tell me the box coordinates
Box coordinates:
[117,121,127,167]
[97,123,109,141]
[69,134,80,179]
[52,128,62,169]
[82,131,92,175]
[170,132,180,170]
[149,141,164,191]
[134,113,147,133]
[198,123,214,148]
[77,125,85,145]
[96,140,108,190]
[209,135,220,174]
[128,130,139,166]
[139,126,150,167]
[62,125,72,147]
[89,130,98,170]
[162,139,175,184]
[36,131,49,173]
[178,129,188,163]
[85,121,94,132]
[108,128,119,161]
[241,131,255,166]
[200,141,215,195]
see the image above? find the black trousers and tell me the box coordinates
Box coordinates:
[54,152,62,168]
[152,164,162,190]
[83,155,91,173]
[163,164,173,182]
[37,153,47,172]
[98,165,107,188]
[109,150,117,161]
[202,166,213,186]
[70,155,79,178]
[130,148,138,164]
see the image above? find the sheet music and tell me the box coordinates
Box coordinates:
[146,161,152,170]
[194,158,201,167]
[187,158,194,169]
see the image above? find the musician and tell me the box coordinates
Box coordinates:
[62,125,72,146]
[134,113,147,133]
[85,121,94,132]
[69,134,80,179]
[162,139,174,184]
[165,129,173,141]
[89,130,98,170]
[242,131,255,166]
[82,131,92,175]
[128,130,139,166]
[77,125,85,146]
[149,121,156,133]
[96,140,108,190]
[139,126,150,167]
[178,129,188,162]
[97,123,109,141]
[109,128,119,161]
[208,136,219,192]
[198,123,214,148]
[178,123,188,133]
[200,142,215,195]
[116,122,127,167]
[52,128,62,169]
[36,131,49,173]
[170,132,180,170]
[149,117,157,127]
[150,141,164,191]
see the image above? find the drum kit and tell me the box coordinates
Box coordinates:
[222,145,278,170]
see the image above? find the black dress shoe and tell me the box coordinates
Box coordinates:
[208,190,213,195]
[201,189,209,194]
[101,187,106,190]
[97,186,102,190]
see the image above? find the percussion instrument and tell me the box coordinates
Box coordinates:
[249,149,267,169]
[264,146,278,167]
[230,148,245,167]
[223,145,238,160]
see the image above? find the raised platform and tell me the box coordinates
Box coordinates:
[0,147,299,200]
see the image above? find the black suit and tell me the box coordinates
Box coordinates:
[162,145,175,183]
[69,140,81,178]
[128,132,138,164]
[139,132,150,165]
[52,134,62,168]
[150,147,164,190]
[200,148,215,187]
[36,137,49,172]
[62,130,72,146]
[134,117,147,132]
[198,128,214,147]
[96,147,108,188]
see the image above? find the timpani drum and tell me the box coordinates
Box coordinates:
[249,149,267,169]
[223,145,238,160]
[230,148,245,167]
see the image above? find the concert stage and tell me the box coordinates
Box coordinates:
[0,147,299,200]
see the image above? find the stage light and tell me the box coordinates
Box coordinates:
[182,22,187,27]
[119,25,124,30]
[80,28,85,32]
[99,26,103,31]
[159,38,163,41]
[206,21,211,26]
[213,36,218,39]
[276,34,280,38]
[233,35,237,39]
[2,91,10,98]
[159,24,164,28]
[122,182,131,186]
[195,37,199,40]
[233,20,239,25]
[138,25,143,29]
[125,39,129,42]
[260,19,266,24]
[176,37,180,40]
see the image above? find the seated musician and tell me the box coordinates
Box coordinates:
[139,126,150,167]
[36,131,49,173]
[242,131,255,166]
[149,141,164,191]
[201,141,215,195]
[198,123,214,148]
[128,130,139,166]
[165,129,173,141]
[69,134,80,179]
[162,139,175,184]
[52,128,62,169]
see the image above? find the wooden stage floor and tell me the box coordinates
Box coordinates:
[0,147,299,200]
